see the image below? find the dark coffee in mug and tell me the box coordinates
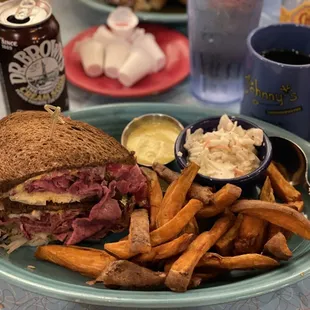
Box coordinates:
[241,24,310,141]
[261,49,310,65]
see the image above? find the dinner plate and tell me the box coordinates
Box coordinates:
[77,0,187,23]
[64,25,189,98]
[1,103,310,308]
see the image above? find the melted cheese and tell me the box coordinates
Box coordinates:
[9,170,81,206]
[10,191,82,206]
[8,210,61,220]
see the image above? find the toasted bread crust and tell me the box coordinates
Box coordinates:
[0,111,135,195]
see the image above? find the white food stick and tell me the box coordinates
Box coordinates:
[118,47,154,87]
[92,25,116,46]
[133,33,166,72]
[77,38,105,78]
[105,39,131,79]
[129,27,145,43]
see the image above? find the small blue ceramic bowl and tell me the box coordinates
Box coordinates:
[174,116,272,188]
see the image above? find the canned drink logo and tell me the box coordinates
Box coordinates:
[0,0,69,112]
[8,39,66,105]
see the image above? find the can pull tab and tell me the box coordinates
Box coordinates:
[15,0,36,21]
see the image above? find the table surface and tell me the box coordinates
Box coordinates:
[1,0,310,309]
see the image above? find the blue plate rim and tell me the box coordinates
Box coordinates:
[77,0,188,23]
[0,102,309,308]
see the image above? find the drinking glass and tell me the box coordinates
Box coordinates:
[188,0,264,104]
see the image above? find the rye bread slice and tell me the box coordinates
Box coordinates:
[0,111,135,195]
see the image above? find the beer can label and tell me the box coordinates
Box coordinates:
[1,37,66,106]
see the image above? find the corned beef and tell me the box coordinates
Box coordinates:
[2,164,147,247]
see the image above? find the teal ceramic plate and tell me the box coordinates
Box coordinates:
[1,103,310,308]
[78,0,187,23]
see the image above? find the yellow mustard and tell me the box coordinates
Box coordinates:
[126,119,181,166]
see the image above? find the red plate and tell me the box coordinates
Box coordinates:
[64,24,189,97]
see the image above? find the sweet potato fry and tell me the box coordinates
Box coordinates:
[181,217,199,235]
[104,240,133,260]
[234,215,267,254]
[267,161,302,202]
[267,202,303,240]
[165,214,233,292]
[134,234,195,263]
[150,199,203,246]
[232,200,310,239]
[129,209,151,254]
[197,184,242,218]
[263,232,292,261]
[152,162,213,205]
[35,245,116,278]
[95,260,166,288]
[215,214,243,256]
[141,167,163,230]
[105,199,203,259]
[156,162,200,227]
[234,178,271,255]
[261,176,282,236]
[197,253,279,270]
[288,200,304,213]
[260,176,275,202]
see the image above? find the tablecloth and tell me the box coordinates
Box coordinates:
[0,0,310,309]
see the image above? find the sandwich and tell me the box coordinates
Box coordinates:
[0,111,148,253]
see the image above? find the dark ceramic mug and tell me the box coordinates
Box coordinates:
[241,23,310,140]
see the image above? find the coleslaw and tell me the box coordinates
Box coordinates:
[184,115,264,179]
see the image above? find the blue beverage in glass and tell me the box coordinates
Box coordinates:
[188,0,263,104]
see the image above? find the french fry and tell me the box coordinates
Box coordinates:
[288,200,304,213]
[181,217,199,235]
[152,162,213,205]
[197,184,242,218]
[231,200,310,240]
[104,240,133,260]
[35,245,116,278]
[260,176,275,202]
[263,232,292,261]
[234,215,267,254]
[215,214,243,256]
[267,201,303,240]
[95,260,166,288]
[156,162,200,227]
[267,161,302,202]
[105,199,203,259]
[197,253,279,270]
[165,214,233,292]
[133,233,195,263]
[261,176,290,240]
[129,209,151,254]
[150,199,203,246]
[234,178,271,255]
[141,167,163,230]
